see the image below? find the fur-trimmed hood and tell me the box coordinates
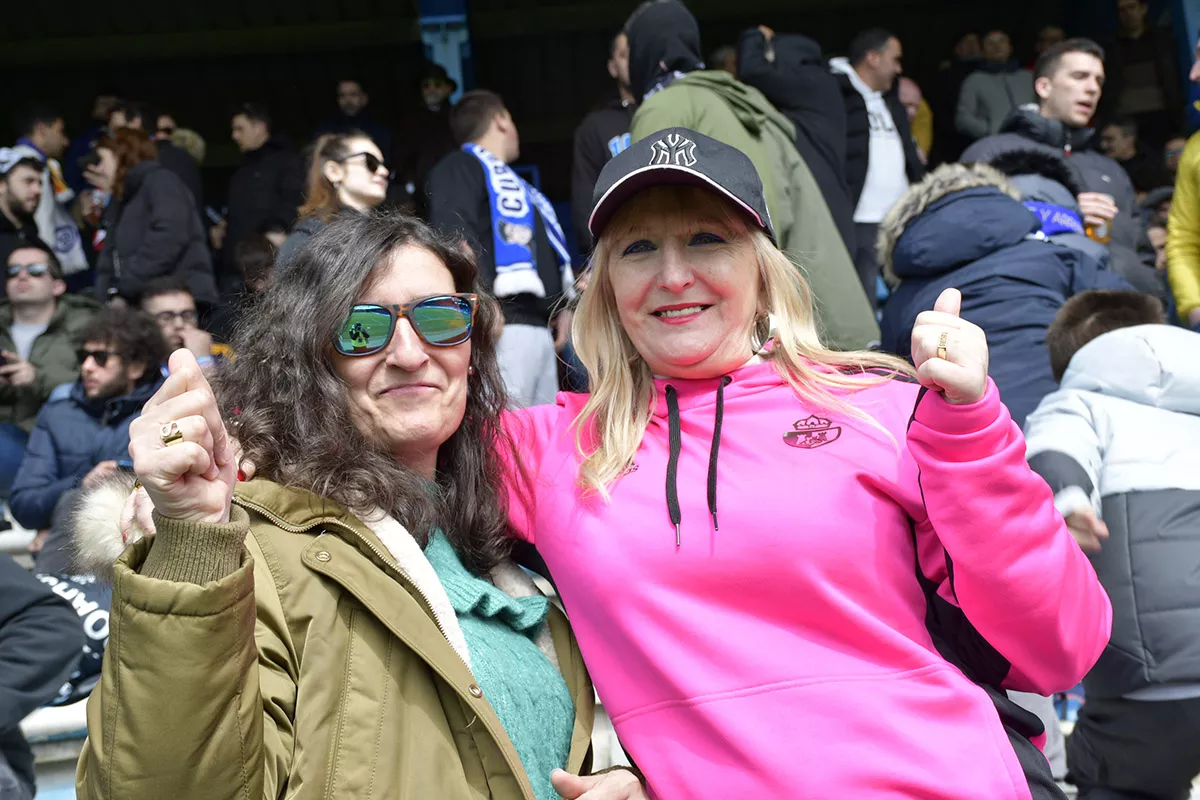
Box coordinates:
[877,162,1027,284]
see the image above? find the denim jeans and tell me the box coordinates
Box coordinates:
[0,424,28,499]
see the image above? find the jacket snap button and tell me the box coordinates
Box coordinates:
[315,551,331,562]
[468,683,483,698]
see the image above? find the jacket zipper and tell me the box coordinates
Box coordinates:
[232,497,465,668]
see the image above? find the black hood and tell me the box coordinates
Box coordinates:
[626,0,704,100]
[998,107,1095,152]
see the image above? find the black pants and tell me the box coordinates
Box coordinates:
[1067,695,1200,800]
[853,222,880,311]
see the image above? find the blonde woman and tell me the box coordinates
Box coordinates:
[504,128,1111,799]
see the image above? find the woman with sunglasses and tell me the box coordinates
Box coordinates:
[88,128,218,310]
[75,211,646,800]
[276,132,391,268]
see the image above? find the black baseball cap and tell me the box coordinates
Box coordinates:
[588,127,776,245]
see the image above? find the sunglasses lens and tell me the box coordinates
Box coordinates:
[411,297,473,345]
[335,306,393,355]
[78,350,108,367]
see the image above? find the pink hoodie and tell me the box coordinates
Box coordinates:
[504,361,1110,799]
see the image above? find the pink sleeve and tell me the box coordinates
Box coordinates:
[500,403,567,544]
[906,381,1111,695]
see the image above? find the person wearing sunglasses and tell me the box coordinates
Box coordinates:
[276,132,390,269]
[9,307,167,574]
[74,210,646,800]
[0,242,99,498]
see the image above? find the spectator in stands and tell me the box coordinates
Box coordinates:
[9,308,167,569]
[0,151,43,249]
[108,100,203,212]
[11,106,89,284]
[931,30,983,165]
[0,242,99,497]
[1031,25,1065,68]
[1024,290,1200,800]
[626,0,877,349]
[898,77,932,164]
[314,79,393,164]
[0,555,82,800]
[878,162,1132,429]
[1148,223,1166,271]
[63,91,119,194]
[397,63,458,218]
[1102,0,1182,150]
[138,277,216,365]
[87,128,217,309]
[427,90,574,407]
[571,30,635,255]
[955,30,1035,141]
[831,28,925,309]
[963,38,1162,299]
[220,102,302,293]
[1166,34,1200,330]
[276,132,389,267]
[709,45,737,75]
[1143,185,1173,227]
[1099,116,1173,194]
[737,25,857,252]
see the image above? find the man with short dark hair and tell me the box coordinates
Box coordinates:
[0,151,43,249]
[139,276,216,364]
[426,90,574,407]
[963,38,1161,298]
[315,79,393,163]
[1098,116,1173,193]
[10,106,88,281]
[108,100,203,211]
[831,27,924,307]
[0,242,99,497]
[9,308,167,569]
[222,103,302,294]
[572,30,635,255]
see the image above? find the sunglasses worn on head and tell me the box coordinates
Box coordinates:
[339,151,392,178]
[77,348,115,367]
[8,263,52,278]
[334,294,478,356]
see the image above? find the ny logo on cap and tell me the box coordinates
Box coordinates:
[649,133,697,167]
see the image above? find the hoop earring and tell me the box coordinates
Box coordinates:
[750,313,771,354]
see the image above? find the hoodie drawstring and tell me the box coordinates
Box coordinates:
[664,376,731,547]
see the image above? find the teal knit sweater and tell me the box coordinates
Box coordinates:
[424,532,574,800]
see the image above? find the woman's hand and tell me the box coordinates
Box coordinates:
[127,350,236,524]
[911,288,989,405]
[551,768,647,799]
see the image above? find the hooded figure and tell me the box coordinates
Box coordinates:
[624,0,878,351]
[878,163,1132,428]
[736,27,855,252]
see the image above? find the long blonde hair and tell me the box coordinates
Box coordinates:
[571,186,914,496]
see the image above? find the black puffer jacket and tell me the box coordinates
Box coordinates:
[225,138,303,268]
[737,29,855,251]
[961,108,1162,299]
[95,161,218,306]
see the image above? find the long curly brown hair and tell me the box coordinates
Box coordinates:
[215,209,514,573]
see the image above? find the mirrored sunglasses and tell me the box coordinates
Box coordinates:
[334,294,478,356]
[7,263,52,278]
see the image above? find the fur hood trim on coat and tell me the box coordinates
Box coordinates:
[70,476,560,673]
[877,162,1021,283]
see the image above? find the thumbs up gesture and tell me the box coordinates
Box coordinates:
[910,288,989,406]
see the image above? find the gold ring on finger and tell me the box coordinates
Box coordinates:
[160,421,185,446]
[936,331,948,361]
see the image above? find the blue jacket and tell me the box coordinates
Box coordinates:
[9,378,161,530]
[879,178,1132,429]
